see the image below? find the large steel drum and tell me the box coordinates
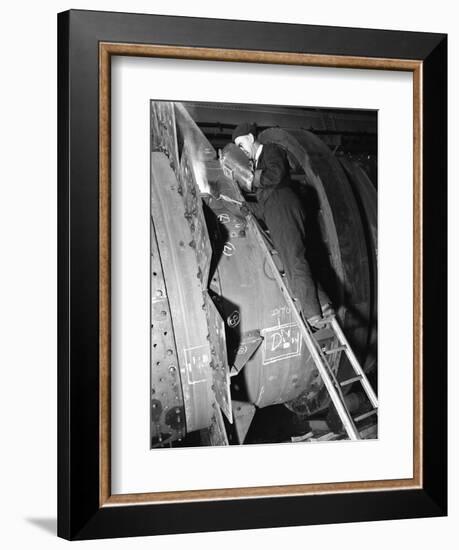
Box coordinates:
[150,102,377,445]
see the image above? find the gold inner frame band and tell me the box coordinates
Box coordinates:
[99,42,423,507]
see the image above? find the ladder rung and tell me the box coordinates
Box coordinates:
[340,375,363,387]
[354,409,377,423]
[291,431,314,443]
[316,432,340,441]
[329,317,379,409]
[324,345,347,355]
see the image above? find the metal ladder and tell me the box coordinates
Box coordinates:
[244,206,378,441]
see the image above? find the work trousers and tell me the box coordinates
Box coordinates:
[248,186,329,319]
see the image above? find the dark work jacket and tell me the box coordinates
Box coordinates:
[252,143,291,204]
[249,142,327,317]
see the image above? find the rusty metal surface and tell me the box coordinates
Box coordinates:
[151,101,180,176]
[203,290,232,422]
[151,102,235,438]
[151,151,213,433]
[150,218,186,445]
[179,146,213,288]
[202,403,229,447]
[177,142,234,421]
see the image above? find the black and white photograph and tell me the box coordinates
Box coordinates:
[0,1,451,546]
[150,100,378,448]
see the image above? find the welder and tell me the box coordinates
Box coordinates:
[231,122,334,328]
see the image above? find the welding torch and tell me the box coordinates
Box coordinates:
[219,143,255,193]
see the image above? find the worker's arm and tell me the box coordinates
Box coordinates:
[220,145,255,193]
[252,144,289,190]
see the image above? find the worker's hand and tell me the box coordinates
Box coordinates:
[307,314,327,330]
[253,169,262,189]
[245,170,254,192]
[321,303,336,319]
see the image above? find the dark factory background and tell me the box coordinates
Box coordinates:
[182,101,377,187]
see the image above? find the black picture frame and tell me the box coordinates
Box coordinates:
[57,9,447,540]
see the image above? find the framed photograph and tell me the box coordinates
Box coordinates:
[57,9,447,540]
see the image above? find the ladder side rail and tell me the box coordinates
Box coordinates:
[330,317,379,408]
